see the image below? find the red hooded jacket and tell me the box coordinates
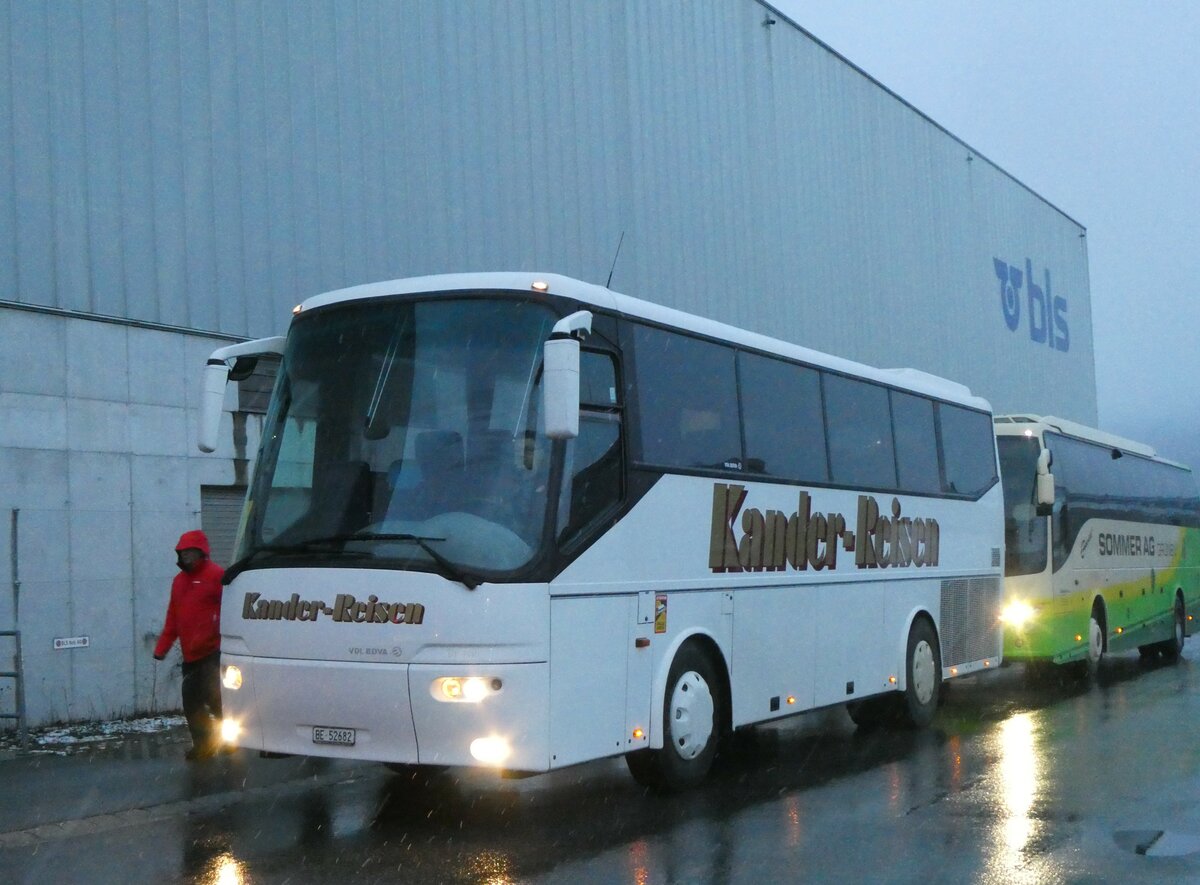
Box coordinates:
[154,530,225,663]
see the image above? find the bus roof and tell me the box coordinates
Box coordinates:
[298,272,991,411]
[994,414,1173,463]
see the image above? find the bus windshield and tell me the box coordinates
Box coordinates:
[236,296,558,579]
[997,435,1047,576]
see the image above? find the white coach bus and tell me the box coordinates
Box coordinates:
[201,273,1004,790]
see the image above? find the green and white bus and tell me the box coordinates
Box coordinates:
[995,415,1200,674]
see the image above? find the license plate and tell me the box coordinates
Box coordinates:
[312,726,356,746]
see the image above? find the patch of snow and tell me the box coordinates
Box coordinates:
[0,714,187,755]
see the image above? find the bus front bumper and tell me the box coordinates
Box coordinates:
[219,655,551,772]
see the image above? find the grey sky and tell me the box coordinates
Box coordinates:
[776,1,1200,469]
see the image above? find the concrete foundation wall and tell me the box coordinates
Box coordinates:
[0,307,257,726]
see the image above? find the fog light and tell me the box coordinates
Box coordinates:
[222,665,243,690]
[220,718,241,744]
[470,736,511,766]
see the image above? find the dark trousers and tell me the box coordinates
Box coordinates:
[181,652,222,748]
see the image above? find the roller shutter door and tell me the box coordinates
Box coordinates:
[200,486,247,567]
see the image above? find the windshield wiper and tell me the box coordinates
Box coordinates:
[225,532,482,589]
[223,536,375,582]
[349,532,482,590]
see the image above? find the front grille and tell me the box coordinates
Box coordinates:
[940,577,1002,667]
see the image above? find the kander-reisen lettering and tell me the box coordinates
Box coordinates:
[241,592,425,624]
[708,483,939,573]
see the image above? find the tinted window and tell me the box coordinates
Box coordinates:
[891,391,940,494]
[580,351,618,408]
[739,352,828,482]
[939,405,997,497]
[997,436,1047,576]
[824,375,896,489]
[560,353,623,547]
[1046,432,1200,570]
[631,325,741,470]
[559,412,622,545]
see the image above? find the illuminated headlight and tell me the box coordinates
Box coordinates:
[222,665,243,690]
[433,676,502,703]
[1000,600,1036,629]
[220,718,242,744]
[469,736,512,766]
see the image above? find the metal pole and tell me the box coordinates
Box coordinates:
[10,509,27,749]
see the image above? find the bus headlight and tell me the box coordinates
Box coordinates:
[1000,600,1036,629]
[222,665,243,690]
[433,676,502,703]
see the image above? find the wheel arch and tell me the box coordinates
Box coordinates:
[897,606,940,689]
[1091,595,1109,651]
[648,630,730,750]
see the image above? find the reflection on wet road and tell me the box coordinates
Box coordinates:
[3,654,1199,883]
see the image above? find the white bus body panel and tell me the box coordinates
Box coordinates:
[548,594,641,767]
[555,474,1004,732]
[222,568,554,769]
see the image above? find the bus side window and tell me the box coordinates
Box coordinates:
[824,374,896,489]
[938,404,998,497]
[630,324,740,470]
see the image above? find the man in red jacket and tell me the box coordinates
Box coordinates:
[154,530,226,760]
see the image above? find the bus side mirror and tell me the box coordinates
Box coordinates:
[1035,448,1055,516]
[199,336,286,453]
[542,311,592,440]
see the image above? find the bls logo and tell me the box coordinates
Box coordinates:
[993,257,1069,352]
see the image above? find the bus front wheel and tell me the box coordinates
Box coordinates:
[898,617,941,729]
[626,644,723,791]
[1071,606,1105,681]
[1159,597,1186,662]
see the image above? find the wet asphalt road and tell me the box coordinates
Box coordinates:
[2,652,1199,884]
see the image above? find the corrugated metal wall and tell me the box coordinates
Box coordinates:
[0,0,1096,420]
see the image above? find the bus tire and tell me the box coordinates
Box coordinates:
[897,617,941,729]
[1069,605,1105,681]
[1159,596,1186,663]
[626,643,723,792]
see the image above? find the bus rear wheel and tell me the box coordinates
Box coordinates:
[626,644,723,792]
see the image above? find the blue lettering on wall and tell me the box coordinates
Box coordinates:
[992,259,1022,331]
[993,256,1069,352]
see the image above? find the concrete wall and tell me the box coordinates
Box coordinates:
[0,307,258,725]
